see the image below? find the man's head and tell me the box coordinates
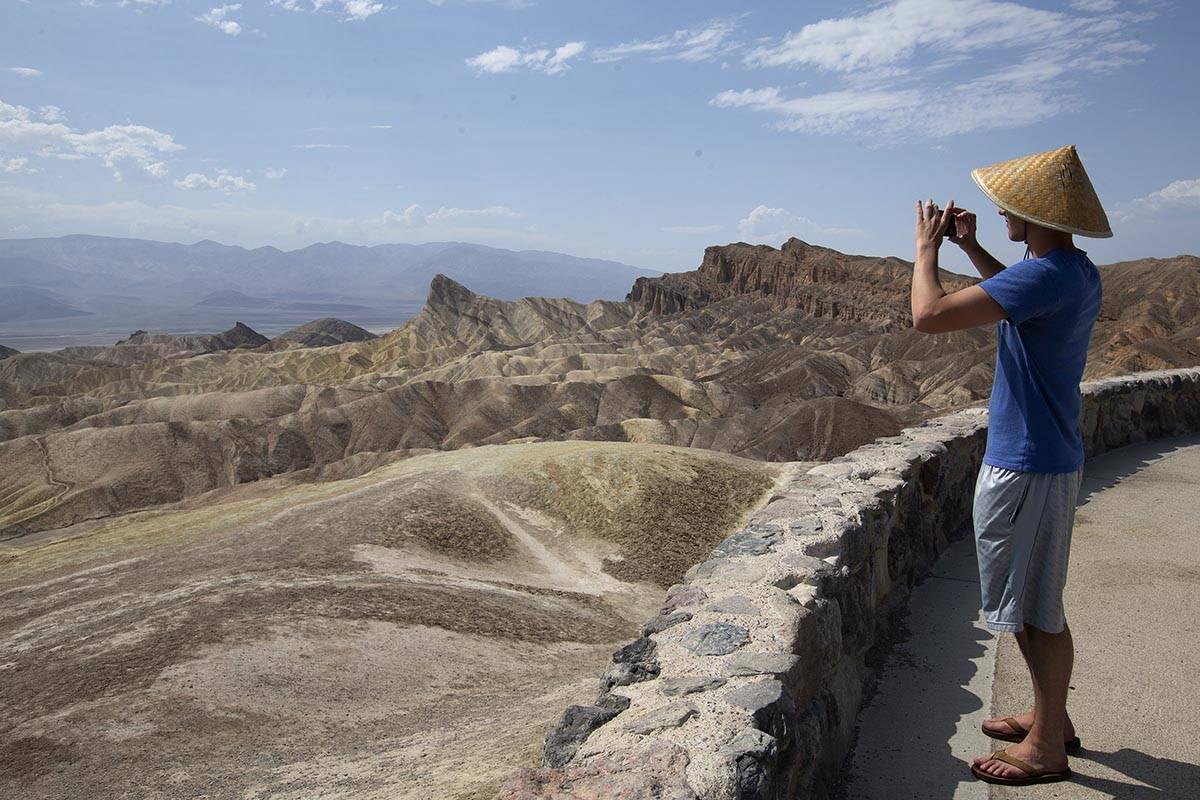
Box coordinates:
[999,209,1027,243]
[971,145,1112,241]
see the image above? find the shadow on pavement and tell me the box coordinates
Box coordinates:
[839,538,993,799]
[1077,432,1200,508]
[1070,747,1200,798]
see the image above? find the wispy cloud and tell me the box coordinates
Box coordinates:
[175,171,256,193]
[270,0,386,22]
[593,18,741,63]
[4,67,42,78]
[264,166,288,179]
[369,123,394,129]
[467,41,586,75]
[428,205,520,221]
[293,142,349,149]
[0,99,181,180]
[196,4,242,36]
[716,0,1153,142]
[1,156,35,174]
[382,204,520,227]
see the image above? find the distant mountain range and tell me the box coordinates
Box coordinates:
[0,235,660,324]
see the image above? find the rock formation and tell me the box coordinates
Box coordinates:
[271,317,378,348]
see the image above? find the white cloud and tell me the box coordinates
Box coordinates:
[265,166,288,179]
[4,67,42,78]
[381,204,520,228]
[1116,178,1200,221]
[381,204,427,227]
[270,0,386,21]
[38,105,65,122]
[593,18,741,63]
[737,204,858,244]
[293,142,349,149]
[1071,0,1118,12]
[662,224,724,235]
[197,4,242,36]
[719,0,1152,141]
[428,205,520,221]
[175,172,256,193]
[1,157,33,174]
[340,0,385,20]
[370,123,393,129]
[0,98,182,179]
[467,41,587,76]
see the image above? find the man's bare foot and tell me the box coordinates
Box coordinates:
[972,738,1069,780]
[982,710,1076,741]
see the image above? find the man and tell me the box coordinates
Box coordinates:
[909,144,1109,786]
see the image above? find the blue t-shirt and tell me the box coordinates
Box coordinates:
[977,247,1102,473]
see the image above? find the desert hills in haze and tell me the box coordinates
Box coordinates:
[1,238,1197,798]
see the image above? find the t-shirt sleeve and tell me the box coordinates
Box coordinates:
[978,259,1063,324]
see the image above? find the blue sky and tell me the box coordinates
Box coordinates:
[1,0,1196,274]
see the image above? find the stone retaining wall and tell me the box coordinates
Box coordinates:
[499,367,1200,800]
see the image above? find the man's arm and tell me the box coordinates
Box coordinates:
[912,199,1009,334]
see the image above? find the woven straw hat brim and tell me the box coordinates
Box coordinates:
[971,145,1113,239]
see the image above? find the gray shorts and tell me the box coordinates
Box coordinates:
[972,463,1084,633]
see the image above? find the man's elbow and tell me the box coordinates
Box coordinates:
[911,308,938,333]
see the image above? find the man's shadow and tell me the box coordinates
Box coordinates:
[1070,746,1200,798]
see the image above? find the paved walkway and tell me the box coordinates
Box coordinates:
[843,433,1200,799]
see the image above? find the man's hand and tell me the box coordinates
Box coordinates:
[915,198,954,253]
[947,207,979,251]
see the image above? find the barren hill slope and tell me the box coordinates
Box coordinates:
[0,441,786,800]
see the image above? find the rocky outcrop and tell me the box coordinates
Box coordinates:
[0,344,18,359]
[628,239,977,328]
[271,317,378,348]
[504,367,1200,799]
[117,320,269,351]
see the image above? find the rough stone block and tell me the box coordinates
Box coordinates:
[705,595,759,615]
[712,525,784,558]
[643,611,693,636]
[661,675,727,697]
[543,693,631,768]
[662,584,708,614]
[625,701,699,735]
[723,652,800,678]
[678,623,751,656]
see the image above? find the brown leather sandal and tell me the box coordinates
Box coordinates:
[982,715,1082,752]
[970,748,1072,786]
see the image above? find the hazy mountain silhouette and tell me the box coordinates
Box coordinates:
[0,235,660,311]
[0,285,93,322]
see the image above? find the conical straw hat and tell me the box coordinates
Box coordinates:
[971,144,1112,238]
